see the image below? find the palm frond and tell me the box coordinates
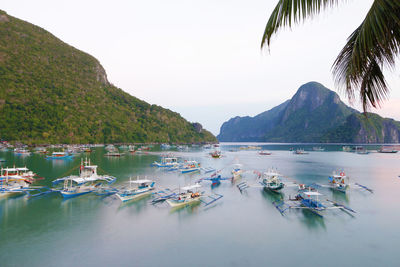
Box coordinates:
[333,0,400,111]
[261,0,340,48]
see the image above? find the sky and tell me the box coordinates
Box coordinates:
[3,0,400,135]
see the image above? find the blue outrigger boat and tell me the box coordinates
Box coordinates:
[273,188,356,217]
[52,159,116,198]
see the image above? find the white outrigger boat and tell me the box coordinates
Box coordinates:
[260,168,284,192]
[328,171,349,193]
[166,184,203,208]
[180,161,201,173]
[152,157,179,168]
[52,158,116,198]
[0,167,39,198]
[116,178,155,202]
[231,164,244,180]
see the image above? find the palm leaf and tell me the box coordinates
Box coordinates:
[261,0,340,48]
[333,0,400,110]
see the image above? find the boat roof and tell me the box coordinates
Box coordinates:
[181,184,201,191]
[130,179,153,184]
[1,167,29,172]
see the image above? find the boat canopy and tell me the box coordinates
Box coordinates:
[53,175,115,185]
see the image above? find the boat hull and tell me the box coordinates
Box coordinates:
[166,198,200,208]
[181,168,200,174]
[60,190,92,198]
[116,191,152,202]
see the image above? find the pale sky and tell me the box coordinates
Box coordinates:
[3,0,400,135]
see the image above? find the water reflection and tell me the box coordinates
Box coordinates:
[298,210,327,231]
[330,189,349,203]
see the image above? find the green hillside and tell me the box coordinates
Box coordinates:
[0,10,216,144]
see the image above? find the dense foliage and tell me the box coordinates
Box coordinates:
[0,10,216,144]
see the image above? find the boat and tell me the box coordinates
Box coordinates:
[293,149,309,155]
[152,157,179,168]
[104,151,123,157]
[259,151,272,155]
[328,171,349,193]
[342,146,351,152]
[210,150,222,158]
[231,164,243,180]
[273,188,356,217]
[180,161,201,173]
[378,146,398,153]
[353,146,369,154]
[312,147,325,151]
[166,184,202,208]
[52,158,116,198]
[160,143,171,149]
[14,148,31,155]
[128,145,136,153]
[116,178,155,202]
[46,151,74,159]
[199,173,232,187]
[203,144,212,149]
[260,168,284,192]
[34,147,47,154]
[0,167,39,198]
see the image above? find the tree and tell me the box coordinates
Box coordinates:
[262,0,400,111]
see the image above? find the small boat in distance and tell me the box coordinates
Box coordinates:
[378,146,398,153]
[293,149,309,155]
[116,178,155,202]
[210,150,222,158]
[312,147,325,151]
[46,151,73,159]
[14,148,31,155]
[259,151,272,155]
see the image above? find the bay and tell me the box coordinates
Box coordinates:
[0,143,399,267]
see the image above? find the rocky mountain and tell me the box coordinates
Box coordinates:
[0,10,216,144]
[218,82,400,143]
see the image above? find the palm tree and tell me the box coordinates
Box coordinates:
[262,0,400,111]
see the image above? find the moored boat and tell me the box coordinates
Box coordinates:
[260,168,284,192]
[210,150,222,158]
[152,157,179,168]
[116,178,155,202]
[180,161,201,173]
[231,164,243,180]
[46,151,74,159]
[52,158,116,198]
[166,184,202,208]
[328,171,349,193]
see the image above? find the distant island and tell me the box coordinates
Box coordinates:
[218,82,400,143]
[0,10,216,144]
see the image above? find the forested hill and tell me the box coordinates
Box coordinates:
[0,10,216,144]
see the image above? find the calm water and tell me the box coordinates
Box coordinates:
[1,143,399,267]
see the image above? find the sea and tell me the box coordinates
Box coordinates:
[0,143,399,267]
